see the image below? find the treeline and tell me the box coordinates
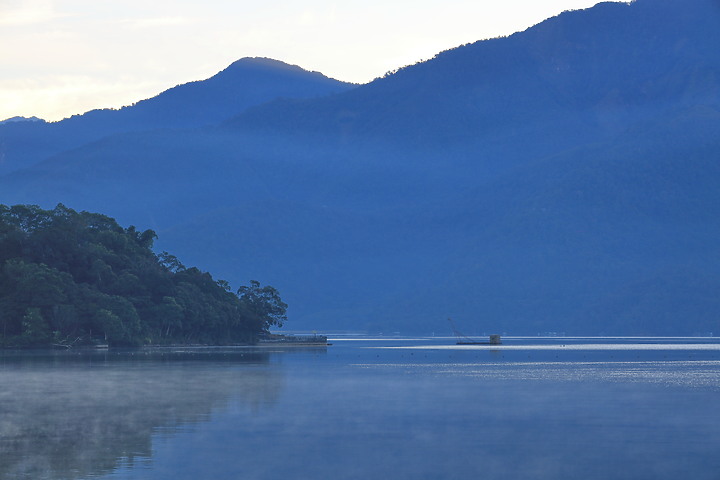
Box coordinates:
[0,204,287,348]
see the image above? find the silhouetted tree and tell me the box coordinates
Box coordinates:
[237,280,288,332]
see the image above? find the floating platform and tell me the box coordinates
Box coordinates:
[456,334,502,345]
[258,334,329,346]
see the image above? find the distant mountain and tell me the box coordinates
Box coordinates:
[1,0,719,335]
[0,58,354,175]
[227,0,719,149]
[0,116,45,124]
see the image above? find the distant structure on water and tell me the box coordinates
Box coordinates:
[447,318,502,345]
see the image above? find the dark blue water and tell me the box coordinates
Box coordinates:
[1,337,719,480]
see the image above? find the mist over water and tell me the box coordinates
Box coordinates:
[0,349,283,479]
[2,338,719,480]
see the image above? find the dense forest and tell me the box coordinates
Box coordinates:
[0,204,287,348]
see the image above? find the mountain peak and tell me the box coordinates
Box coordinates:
[0,57,355,176]
[0,116,45,125]
[222,57,351,84]
[228,57,297,69]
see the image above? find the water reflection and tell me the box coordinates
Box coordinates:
[102,354,720,480]
[0,348,292,480]
[2,340,719,480]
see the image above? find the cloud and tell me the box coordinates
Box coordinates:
[0,0,57,25]
[120,16,193,29]
[0,75,167,121]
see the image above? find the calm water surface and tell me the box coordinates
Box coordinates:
[1,337,720,480]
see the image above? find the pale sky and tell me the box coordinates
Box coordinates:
[1,0,617,122]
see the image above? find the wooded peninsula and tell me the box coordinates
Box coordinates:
[0,204,287,348]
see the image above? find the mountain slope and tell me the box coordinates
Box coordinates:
[225,0,720,144]
[1,0,719,335]
[0,58,354,175]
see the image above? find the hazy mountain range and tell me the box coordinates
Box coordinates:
[2,0,719,335]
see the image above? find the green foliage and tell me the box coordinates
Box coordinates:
[20,307,51,346]
[0,204,286,348]
[237,280,288,331]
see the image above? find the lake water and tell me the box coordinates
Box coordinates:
[1,336,720,480]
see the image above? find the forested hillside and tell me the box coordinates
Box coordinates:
[0,204,286,347]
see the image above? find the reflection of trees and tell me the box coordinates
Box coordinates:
[0,348,286,479]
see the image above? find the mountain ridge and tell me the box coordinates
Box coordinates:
[0,58,354,176]
[1,0,719,335]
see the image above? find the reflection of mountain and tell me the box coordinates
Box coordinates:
[0,349,285,479]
